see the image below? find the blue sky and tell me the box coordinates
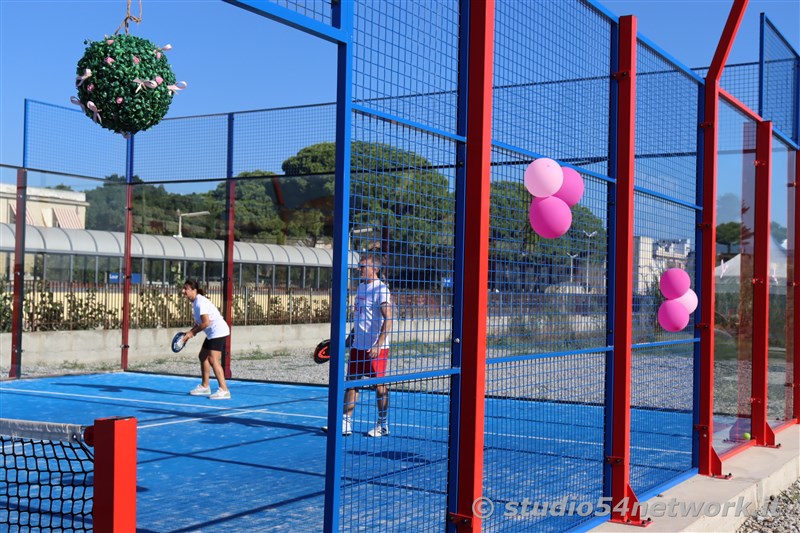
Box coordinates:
[0,0,797,169]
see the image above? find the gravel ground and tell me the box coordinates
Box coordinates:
[737,480,800,533]
[127,346,332,384]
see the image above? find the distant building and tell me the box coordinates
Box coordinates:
[633,236,692,295]
[0,183,87,229]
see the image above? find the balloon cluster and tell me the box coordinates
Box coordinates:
[657,268,698,332]
[524,158,585,239]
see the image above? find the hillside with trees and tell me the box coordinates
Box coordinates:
[83,141,606,290]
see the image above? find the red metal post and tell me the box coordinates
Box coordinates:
[89,417,137,533]
[9,169,27,378]
[751,121,777,446]
[793,150,800,423]
[121,180,133,370]
[697,0,749,477]
[453,0,494,530]
[608,15,647,526]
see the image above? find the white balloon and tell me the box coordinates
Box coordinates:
[524,158,563,197]
[674,288,698,314]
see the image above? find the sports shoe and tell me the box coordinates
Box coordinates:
[209,389,231,400]
[367,423,389,437]
[321,419,352,436]
[189,384,211,396]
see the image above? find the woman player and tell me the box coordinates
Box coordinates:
[181,279,231,399]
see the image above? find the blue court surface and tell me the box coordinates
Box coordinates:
[0,372,694,532]
[1,372,330,532]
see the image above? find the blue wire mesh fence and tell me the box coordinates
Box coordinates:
[631,193,697,346]
[337,110,458,529]
[694,63,760,114]
[23,100,126,179]
[492,1,612,177]
[629,343,694,496]
[635,42,700,205]
[271,0,332,24]
[352,0,460,135]
[628,36,701,496]
[483,353,606,532]
[13,0,800,529]
[762,16,799,142]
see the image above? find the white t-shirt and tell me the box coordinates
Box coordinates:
[352,280,391,350]
[192,294,230,340]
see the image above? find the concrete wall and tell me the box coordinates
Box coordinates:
[0,319,455,367]
[0,324,333,367]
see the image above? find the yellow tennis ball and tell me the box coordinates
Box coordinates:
[743,432,751,440]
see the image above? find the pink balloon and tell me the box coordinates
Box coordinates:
[554,167,585,207]
[658,300,690,332]
[674,288,698,314]
[660,268,691,299]
[524,158,563,198]
[529,196,572,239]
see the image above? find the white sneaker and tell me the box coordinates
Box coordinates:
[321,419,352,436]
[209,389,231,400]
[367,423,389,437]
[189,384,211,396]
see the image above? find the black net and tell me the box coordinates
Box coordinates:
[0,419,94,532]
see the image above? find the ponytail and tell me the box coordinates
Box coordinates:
[184,279,206,296]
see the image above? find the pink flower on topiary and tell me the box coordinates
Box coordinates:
[155,76,164,85]
[116,97,124,104]
[104,57,114,64]
[155,51,162,59]
[87,84,94,92]
[106,39,114,45]
[133,56,140,64]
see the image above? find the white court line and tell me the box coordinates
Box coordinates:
[0,388,327,429]
[1,387,692,453]
[139,408,326,429]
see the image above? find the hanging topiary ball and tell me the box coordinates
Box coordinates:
[73,34,187,136]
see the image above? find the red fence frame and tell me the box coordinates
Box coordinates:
[85,416,137,532]
[697,0,749,477]
[794,150,800,422]
[608,14,648,526]
[453,0,494,529]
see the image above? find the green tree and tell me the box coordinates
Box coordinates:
[282,141,454,284]
[207,172,285,243]
[716,221,742,245]
[770,221,787,244]
[85,174,127,231]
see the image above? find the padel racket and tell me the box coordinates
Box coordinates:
[312,329,353,364]
[171,331,187,353]
[313,339,330,364]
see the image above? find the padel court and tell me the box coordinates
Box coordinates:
[0,372,695,532]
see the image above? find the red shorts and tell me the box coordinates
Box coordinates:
[347,348,389,379]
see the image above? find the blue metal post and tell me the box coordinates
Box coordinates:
[603,16,620,504]
[223,113,235,379]
[446,0,470,529]
[692,82,706,468]
[324,1,353,531]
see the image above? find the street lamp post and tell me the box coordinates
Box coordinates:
[583,230,597,291]
[174,210,211,238]
[566,252,579,284]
